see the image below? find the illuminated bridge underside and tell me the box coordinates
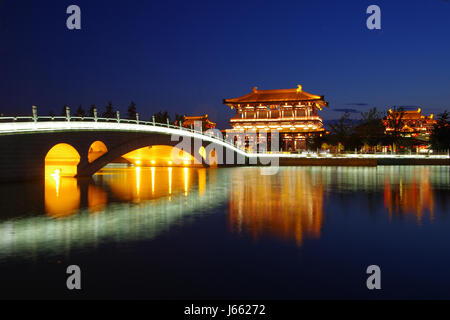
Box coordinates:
[0,121,448,182]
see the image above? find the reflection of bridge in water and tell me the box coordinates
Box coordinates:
[0,166,447,258]
[0,168,228,259]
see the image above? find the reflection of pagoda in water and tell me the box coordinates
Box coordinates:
[228,168,324,246]
[383,168,435,224]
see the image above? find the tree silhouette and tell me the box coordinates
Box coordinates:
[74,105,86,117]
[127,101,137,120]
[329,112,355,144]
[384,107,406,150]
[153,110,170,123]
[354,107,385,147]
[431,110,450,151]
[102,101,115,118]
[174,113,185,126]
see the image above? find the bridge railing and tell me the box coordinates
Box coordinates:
[0,111,241,151]
[1,110,449,159]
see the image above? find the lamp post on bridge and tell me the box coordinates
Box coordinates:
[152,116,156,126]
[65,106,71,122]
[94,108,98,122]
[136,113,139,124]
[32,106,37,123]
[116,111,120,123]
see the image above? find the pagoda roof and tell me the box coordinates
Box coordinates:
[223,85,327,106]
[387,108,435,120]
[182,114,216,127]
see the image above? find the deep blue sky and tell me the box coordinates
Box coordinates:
[0,0,449,128]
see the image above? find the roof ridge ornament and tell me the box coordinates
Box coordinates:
[253,86,258,93]
[297,85,303,94]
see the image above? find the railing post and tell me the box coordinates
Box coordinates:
[65,106,71,122]
[116,111,121,123]
[152,116,156,126]
[94,108,98,122]
[136,113,139,124]
[32,105,37,123]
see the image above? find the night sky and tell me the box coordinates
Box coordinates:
[0,0,449,128]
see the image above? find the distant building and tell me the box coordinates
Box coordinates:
[383,108,436,138]
[223,85,328,151]
[182,115,216,130]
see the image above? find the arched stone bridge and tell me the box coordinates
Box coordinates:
[0,118,251,182]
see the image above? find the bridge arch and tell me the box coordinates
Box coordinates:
[88,141,108,163]
[121,145,195,167]
[45,143,81,177]
[77,134,211,177]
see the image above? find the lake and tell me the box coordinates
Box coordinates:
[0,165,449,299]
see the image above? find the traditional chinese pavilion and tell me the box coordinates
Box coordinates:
[223,85,328,151]
[383,108,436,138]
[182,115,216,130]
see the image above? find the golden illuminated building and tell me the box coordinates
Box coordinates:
[384,108,437,138]
[182,115,216,130]
[223,85,328,151]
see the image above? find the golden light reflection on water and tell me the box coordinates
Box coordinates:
[45,176,80,218]
[44,166,201,218]
[383,167,435,224]
[88,185,108,214]
[95,166,195,203]
[227,166,446,247]
[228,168,324,247]
[42,164,445,248]
[3,166,447,258]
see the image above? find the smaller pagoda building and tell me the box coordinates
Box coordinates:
[223,85,328,151]
[383,108,436,139]
[182,115,216,131]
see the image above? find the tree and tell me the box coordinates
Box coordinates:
[431,110,450,152]
[74,105,86,117]
[384,107,406,151]
[173,113,185,126]
[328,112,357,150]
[127,101,137,120]
[354,107,385,149]
[153,110,170,124]
[102,101,115,118]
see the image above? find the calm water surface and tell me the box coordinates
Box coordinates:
[0,166,449,299]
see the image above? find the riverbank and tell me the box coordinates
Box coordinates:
[276,157,450,166]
